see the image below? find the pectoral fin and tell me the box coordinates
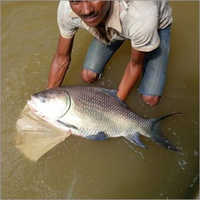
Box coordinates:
[86,132,107,141]
[57,120,78,130]
[125,133,146,149]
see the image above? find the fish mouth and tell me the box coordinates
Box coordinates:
[27,96,37,111]
[27,96,46,118]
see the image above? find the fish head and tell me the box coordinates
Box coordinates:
[28,88,71,120]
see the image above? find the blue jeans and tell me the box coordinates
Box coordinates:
[83,26,171,96]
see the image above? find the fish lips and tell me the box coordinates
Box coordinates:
[27,96,45,117]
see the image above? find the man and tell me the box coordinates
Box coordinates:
[47,0,172,106]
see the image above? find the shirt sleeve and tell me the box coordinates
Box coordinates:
[57,1,78,38]
[127,2,160,52]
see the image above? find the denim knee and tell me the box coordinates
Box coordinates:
[138,26,171,96]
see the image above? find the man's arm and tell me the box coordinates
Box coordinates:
[47,35,74,89]
[117,48,145,101]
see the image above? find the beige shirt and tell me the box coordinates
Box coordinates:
[57,0,172,52]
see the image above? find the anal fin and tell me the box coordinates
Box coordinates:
[57,120,78,130]
[125,133,146,149]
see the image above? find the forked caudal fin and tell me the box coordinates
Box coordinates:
[150,112,183,152]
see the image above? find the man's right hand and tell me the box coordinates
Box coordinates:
[47,35,74,89]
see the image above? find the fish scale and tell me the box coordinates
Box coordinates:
[66,87,138,137]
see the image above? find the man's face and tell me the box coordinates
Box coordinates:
[69,0,111,27]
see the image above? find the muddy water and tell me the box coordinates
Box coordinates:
[1,1,199,199]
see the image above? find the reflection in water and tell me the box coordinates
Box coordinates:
[66,170,77,199]
[1,1,199,199]
[122,138,145,160]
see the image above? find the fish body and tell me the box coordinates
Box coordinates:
[28,86,179,151]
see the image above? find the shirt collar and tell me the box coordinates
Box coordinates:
[106,0,122,33]
[69,0,122,33]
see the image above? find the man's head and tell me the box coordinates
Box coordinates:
[69,0,111,27]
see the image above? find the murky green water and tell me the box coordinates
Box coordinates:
[1,1,199,199]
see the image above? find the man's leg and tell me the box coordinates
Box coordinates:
[138,25,171,106]
[82,38,124,83]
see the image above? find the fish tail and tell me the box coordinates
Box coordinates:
[150,112,183,152]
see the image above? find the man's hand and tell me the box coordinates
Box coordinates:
[47,35,74,89]
[117,48,145,101]
[47,54,70,89]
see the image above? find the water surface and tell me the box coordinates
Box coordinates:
[1,1,199,199]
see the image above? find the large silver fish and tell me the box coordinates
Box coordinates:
[28,86,180,151]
